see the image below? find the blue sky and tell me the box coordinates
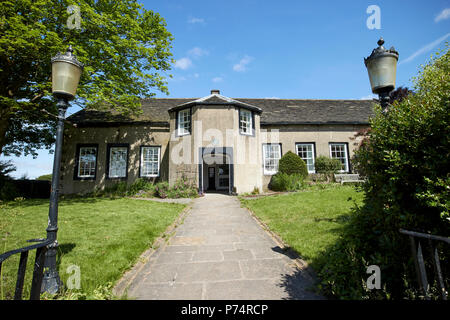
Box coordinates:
[2,0,449,178]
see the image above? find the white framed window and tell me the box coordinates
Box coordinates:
[140,146,161,177]
[177,109,191,136]
[77,146,97,178]
[239,109,253,135]
[108,146,128,178]
[263,144,281,175]
[329,143,349,172]
[296,143,315,173]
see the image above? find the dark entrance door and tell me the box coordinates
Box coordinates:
[208,167,215,190]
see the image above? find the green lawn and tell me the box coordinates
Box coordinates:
[0,197,186,299]
[240,185,364,267]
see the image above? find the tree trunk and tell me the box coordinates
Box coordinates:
[0,108,11,155]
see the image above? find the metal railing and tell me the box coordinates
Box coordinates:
[400,229,449,300]
[0,238,53,300]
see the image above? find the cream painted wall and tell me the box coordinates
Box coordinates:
[60,125,170,194]
[168,105,263,194]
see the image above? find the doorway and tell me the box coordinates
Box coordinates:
[199,147,234,194]
[208,167,216,191]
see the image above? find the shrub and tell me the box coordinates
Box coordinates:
[0,180,20,200]
[314,156,342,174]
[154,181,170,198]
[278,151,308,178]
[166,177,198,198]
[269,173,305,192]
[127,178,156,196]
[316,45,450,299]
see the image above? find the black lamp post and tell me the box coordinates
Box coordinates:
[41,46,84,294]
[364,38,399,113]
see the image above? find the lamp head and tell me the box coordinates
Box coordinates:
[364,38,399,94]
[51,46,84,100]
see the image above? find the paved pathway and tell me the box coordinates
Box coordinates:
[125,193,323,300]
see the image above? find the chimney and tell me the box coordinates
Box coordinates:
[210,89,220,95]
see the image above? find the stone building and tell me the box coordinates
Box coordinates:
[61,90,374,194]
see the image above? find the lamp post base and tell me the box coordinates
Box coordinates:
[41,271,63,295]
[41,240,62,294]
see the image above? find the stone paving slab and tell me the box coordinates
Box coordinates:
[125,193,324,300]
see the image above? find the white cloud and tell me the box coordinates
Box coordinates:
[212,77,223,83]
[188,17,204,24]
[360,94,377,100]
[193,73,200,78]
[174,57,192,70]
[399,33,450,65]
[435,8,450,22]
[233,55,254,72]
[188,47,209,58]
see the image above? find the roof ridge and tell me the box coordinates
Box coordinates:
[235,98,377,101]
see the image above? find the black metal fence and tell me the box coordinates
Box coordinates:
[400,229,449,300]
[0,238,52,300]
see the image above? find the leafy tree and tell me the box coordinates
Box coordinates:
[352,86,413,153]
[36,174,52,181]
[388,86,413,104]
[317,45,449,299]
[0,160,16,181]
[0,160,18,200]
[0,0,173,157]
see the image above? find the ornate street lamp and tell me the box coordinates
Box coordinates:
[41,46,84,294]
[364,37,399,113]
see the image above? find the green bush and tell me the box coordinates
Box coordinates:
[269,173,305,192]
[0,180,20,201]
[154,181,170,198]
[314,156,342,174]
[128,178,156,196]
[166,177,198,198]
[278,151,308,178]
[86,177,198,199]
[316,45,450,299]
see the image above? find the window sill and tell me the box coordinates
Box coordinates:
[74,176,96,181]
[106,176,128,180]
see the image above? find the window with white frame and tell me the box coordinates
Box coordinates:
[263,144,281,175]
[108,146,128,178]
[177,109,191,136]
[329,143,349,172]
[77,146,97,178]
[239,109,253,135]
[296,143,315,173]
[140,146,160,177]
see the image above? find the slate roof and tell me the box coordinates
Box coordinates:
[68,96,376,127]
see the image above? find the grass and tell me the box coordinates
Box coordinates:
[240,184,364,268]
[0,197,186,300]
